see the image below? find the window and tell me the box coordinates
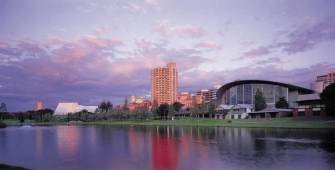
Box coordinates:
[251,114,256,118]
[238,115,241,119]
[231,115,235,119]
[270,113,276,118]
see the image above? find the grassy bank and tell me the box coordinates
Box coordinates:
[0,164,32,170]
[80,117,335,129]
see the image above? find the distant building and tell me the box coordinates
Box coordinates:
[35,102,42,111]
[151,62,178,105]
[115,105,123,109]
[310,70,335,92]
[54,102,98,115]
[128,100,151,111]
[177,92,203,109]
[130,95,146,103]
[197,85,222,102]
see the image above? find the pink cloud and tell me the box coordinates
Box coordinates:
[243,46,271,58]
[195,41,223,50]
[145,0,159,10]
[92,25,110,34]
[154,21,206,38]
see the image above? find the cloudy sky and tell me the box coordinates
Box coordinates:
[1,0,335,111]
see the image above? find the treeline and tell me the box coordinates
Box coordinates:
[65,107,150,122]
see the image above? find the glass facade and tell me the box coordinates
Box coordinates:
[223,83,288,105]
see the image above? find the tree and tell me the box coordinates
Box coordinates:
[320,83,335,116]
[151,99,159,115]
[275,97,289,109]
[158,103,169,118]
[168,104,175,117]
[190,97,199,117]
[172,101,183,113]
[123,97,129,111]
[254,88,267,111]
[208,100,216,118]
[200,98,207,118]
[0,103,7,120]
[98,100,113,113]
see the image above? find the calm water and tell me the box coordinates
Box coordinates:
[1,125,335,170]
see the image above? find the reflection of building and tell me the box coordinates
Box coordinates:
[151,62,178,105]
[54,102,98,115]
[36,102,42,111]
[310,71,335,92]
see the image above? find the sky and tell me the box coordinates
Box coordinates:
[1,0,335,112]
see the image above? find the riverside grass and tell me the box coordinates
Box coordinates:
[73,117,335,129]
[6,117,335,129]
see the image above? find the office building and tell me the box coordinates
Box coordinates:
[310,71,335,92]
[151,62,178,105]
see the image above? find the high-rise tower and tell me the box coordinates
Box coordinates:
[151,62,178,105]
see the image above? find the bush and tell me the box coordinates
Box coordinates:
[0,121,7,128]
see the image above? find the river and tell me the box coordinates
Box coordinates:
[1,125,335,170]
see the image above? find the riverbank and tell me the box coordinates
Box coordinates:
[4,117,335,129]
[33,117,335,129]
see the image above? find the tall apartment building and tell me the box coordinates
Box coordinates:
[151,62,178,105]
[310,71,335,92]
[36,102,42,111]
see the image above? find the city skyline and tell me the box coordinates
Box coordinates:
[1,0,335,111]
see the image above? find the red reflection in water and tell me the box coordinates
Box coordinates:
[151,127,178,170]
[129,128,144,155]
[35,129,43,156]
[56,126,79,158]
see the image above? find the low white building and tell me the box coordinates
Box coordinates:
[227,104,254,119]
[54,102,98,115]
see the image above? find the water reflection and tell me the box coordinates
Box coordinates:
[0,125,335,170]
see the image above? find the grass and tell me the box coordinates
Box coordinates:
[7,116,335,129]
[0,164,32,170]
[2,119,19,126]
[80,116,335,129]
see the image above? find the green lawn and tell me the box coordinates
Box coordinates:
[81,116,335,129]
[6,116,335,129]
[1,119,19,126]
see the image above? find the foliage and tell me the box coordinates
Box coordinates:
[98,101,113,113]
[168,104,175,117]
[151,99,159,115]
[172,101,183,113]
[132,107,150,121]
[200,98,207,114]
[123,97,129,110]
[275,97,289,108]
[320,83,335,116]
[158,103,169,118]
[190,97,199,117]
[0,121,7,128]
[254,88,267,111]
[208,100,216,117]
[0,103,7,120]
[0,163,32,170]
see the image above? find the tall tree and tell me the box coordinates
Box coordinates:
[172,101,183,113]
[151,99,159,115]
[0,103,7,120]
[200,98,207,118]
[275,97,289,108]
[190,97,199,117]
[168,104,175,117]
[123,97,129,110]
[208,100,216,118]
[158,103,169,118]
[254,88,267,111]
[320,83,335,116]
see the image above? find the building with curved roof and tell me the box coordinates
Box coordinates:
[216,80,314,107]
